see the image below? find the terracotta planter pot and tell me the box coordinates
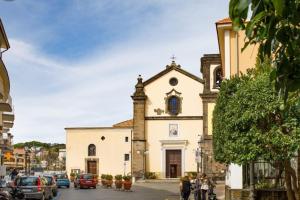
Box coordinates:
[106,180,113,187]
[101,179,107,186]
[115,180,123,189]
[123,180,132,190]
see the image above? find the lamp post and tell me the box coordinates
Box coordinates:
[197,135,204,174]
[24,147,29,175]
[15,153,18,169]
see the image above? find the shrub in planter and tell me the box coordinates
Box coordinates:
[101,174,107,186]
[106,174,113,188]
[70,172,76,182]
[114,175,123,189]
[144,172,157,179]
[122,175,132,190]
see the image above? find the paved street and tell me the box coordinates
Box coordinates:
[54,181,225,200]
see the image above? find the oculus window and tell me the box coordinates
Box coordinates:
[88,144,96,156]
[169,77,178,86]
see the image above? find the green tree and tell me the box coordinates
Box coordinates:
[213,62,300,199]
[229,0,300,99]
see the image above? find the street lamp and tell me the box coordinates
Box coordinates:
[15,153,18,169]
[197,135,204,174]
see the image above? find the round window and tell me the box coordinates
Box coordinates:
[101,136,105,141]
[169,77,178,86]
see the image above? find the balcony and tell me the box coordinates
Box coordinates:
[0,95,12,112]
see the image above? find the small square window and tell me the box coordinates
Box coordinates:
[124,154,130,161]
[125,136,129,142]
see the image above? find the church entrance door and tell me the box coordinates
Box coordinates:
[166,150,181,178]
[87,161,97,174]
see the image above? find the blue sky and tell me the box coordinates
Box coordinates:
[0,0,229,143]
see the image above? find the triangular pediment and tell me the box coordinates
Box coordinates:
[143,62,204,86]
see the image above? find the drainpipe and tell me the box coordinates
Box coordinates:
[235,32,239,76]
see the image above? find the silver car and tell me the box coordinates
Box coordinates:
[14,176,53,200]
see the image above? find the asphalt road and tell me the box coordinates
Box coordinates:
[54,183,180,200]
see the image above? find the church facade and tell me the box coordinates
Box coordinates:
[66,55,225,179]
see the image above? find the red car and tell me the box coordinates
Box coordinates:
[74,174,97,189]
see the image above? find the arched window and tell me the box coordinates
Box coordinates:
[88,144,96,156]
[168,96,180,115]
[213,66,222,89]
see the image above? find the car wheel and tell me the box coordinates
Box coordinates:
[53,190,57,197]
[67,185,70,188]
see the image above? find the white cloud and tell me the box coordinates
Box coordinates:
[2,0,228,143]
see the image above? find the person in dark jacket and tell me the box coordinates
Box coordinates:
[180,176,191,200]
[10,168,18,180]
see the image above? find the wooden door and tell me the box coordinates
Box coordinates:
[87,161,97,174]
[166,150,181,178]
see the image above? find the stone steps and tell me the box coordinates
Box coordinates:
[136,178,180,183]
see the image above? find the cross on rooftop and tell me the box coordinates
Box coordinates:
[170,55,176,62]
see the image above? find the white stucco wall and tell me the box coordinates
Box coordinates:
[66,128,132,177]
[144,70,203,117]
[143,68,204,178]
[226,164,243,189]
[145,120,202,177]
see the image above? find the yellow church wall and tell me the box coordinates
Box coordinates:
[207,103,215,136]
[66,128,132,177]
[145,120,202,178]
[144,70,203,117]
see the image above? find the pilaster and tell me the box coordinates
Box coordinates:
[131,75,147,178]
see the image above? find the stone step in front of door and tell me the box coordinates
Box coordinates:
[136,178,180,183]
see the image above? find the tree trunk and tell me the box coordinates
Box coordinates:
[297,150,300,200]
[284,160,297,200]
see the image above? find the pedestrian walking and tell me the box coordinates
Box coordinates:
[180,175,191,200]
[10,168,18,181]
[200,173,209,200]
[193,173,201,200]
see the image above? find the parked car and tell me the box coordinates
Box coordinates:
[54,173,70,188]
[74,174,97,189]
[14,176,53,200]
[43,175,58,197]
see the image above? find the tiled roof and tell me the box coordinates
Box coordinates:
[216,17,232,24]
[113,119,133,128]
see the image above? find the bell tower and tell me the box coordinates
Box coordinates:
[131,75,147,179]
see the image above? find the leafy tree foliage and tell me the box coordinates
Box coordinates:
[229,0,300,98]
[213,62,300,198]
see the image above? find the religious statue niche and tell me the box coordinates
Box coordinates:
[213,66,222,89]
[169,124,178,137]
[88,144,96,156]
[165,89,182,116]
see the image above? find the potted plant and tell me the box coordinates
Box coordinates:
[70,172,76,182]
[101,174,107,186]
[106,174,113,188]
[122,175,132,190]
[114,175,123,189]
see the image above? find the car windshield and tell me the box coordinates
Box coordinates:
[56,174,68,179]
[19,177,38,186]
[83,174,93,179]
